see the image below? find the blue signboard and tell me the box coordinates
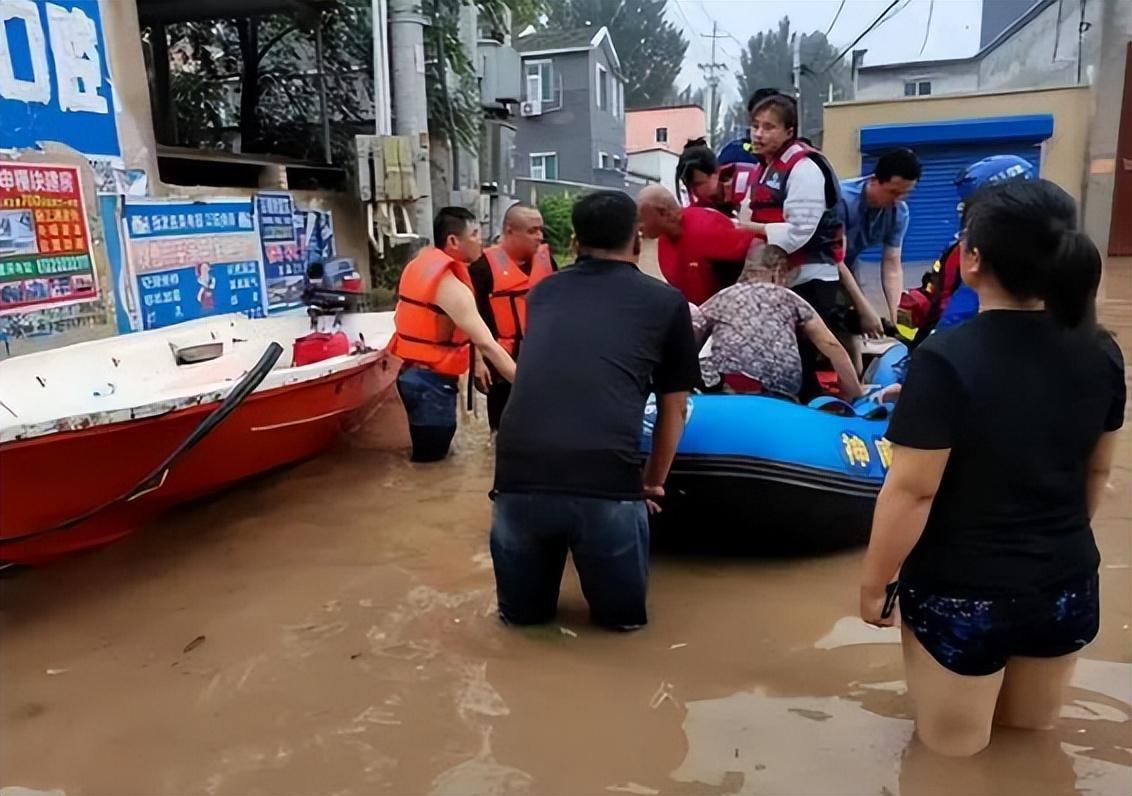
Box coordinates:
[123,199,267,330]
[256,192,307,313]
[0,0,121,159]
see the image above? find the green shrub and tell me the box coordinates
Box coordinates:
[538,193,576,261]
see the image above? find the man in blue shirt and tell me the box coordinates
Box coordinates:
[838,148,920,323]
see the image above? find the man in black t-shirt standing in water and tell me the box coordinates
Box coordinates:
[490,191,700,630]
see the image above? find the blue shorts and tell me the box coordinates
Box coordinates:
[899,573,1099,677]
[490,492,649,630]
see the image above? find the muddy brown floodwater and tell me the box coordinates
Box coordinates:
[2,266,1130,796]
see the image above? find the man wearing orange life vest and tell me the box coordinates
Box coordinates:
[391,207,517,462]
[469,203,558,431]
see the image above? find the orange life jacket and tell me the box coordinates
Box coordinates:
[484,243,554,356]
[390,247,473,376]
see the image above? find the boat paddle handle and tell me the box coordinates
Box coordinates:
[1,342,284,547]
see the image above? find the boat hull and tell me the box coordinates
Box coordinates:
[651,454,879,554]
[0,352,397,565]
[642,393,891,554]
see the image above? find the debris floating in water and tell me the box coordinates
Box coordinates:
[182,635,206,654]
[605,783,659,795]
[669,643,688,650]
[559,627,578,638]
[45,668,68,676]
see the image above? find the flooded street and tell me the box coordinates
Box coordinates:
[2,270,1130,795]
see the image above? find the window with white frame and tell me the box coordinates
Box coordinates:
[617,81,624,118]
[903,80,932,96]
[525,60,554,103]
[596,63,609,111]
[656,127,668,143]
[599,152,611,169]
[612,154,622,170]
[530,153,558,180]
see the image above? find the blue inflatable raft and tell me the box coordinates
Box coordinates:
[641,349,907,553]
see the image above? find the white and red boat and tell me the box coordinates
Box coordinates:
[0,311,398,565]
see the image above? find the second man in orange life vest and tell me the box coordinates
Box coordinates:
[390,207,517,462]
[469,203,557,431]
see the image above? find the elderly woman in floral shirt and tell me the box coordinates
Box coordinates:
[690,245,863,400]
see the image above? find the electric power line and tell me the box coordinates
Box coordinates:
[820,0,902,73]
[919,0,935,55]
[825,0,847,38]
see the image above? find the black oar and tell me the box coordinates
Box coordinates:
[0,342,283,549]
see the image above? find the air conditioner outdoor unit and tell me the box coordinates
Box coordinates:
[520,100,542,117]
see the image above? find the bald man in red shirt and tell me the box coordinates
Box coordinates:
[637,185,759,305]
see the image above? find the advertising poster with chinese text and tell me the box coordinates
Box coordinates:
[295,208,336,265]
[256,192,305,313]
[123,199,267,330]
[0,1,124,186]
[0,162,98,315]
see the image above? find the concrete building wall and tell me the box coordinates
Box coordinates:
[100,0,160,183]
[588,43,626,187]
[513,51,594,184]
[627,149,678,196]
[856,65,979,101]
[856,0,1108,100]
[626,106,705,153]
[978,0,1103,92]
[823,86,1092,203]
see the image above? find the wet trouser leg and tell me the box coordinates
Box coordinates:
[396,366,458,462]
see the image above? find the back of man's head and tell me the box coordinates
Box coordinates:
[746,87,783,114]
[433,206,476,250]
[572,191,637,255]
[874,148,922,183]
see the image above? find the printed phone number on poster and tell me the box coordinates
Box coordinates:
[0,255,92,282]
[128,209,254,237]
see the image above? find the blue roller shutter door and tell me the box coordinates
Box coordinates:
[858,142,1042,264]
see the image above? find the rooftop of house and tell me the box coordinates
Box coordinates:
[514,25,620,70]
[859,0,1053,73]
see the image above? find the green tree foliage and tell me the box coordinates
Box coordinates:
[537,193,576,260]
[425,0,547,156]
[544,0,688,108]
[157,0,373,162]
[728,17,849,143]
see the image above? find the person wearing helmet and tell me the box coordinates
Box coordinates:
[718,88,783,167]
[899,155,1037,345]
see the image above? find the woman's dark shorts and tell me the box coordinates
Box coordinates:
[899,573,1099,677]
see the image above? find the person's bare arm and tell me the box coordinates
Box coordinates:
[688,302,713,350]
[837,261,884,338]
[860,445,950,625]
[802,316,864,399]
[736,221,766,236]
[880,246,904,322]
[643,391,690,495]
[1087,431,1119,519]
[434,271,517,382]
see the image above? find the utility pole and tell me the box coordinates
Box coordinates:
[792,32,803,137]
[389,0,433,238]
[698,22,727,149]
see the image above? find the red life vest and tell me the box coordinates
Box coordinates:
[390,247,473,376]
[484,243,555,356]
[745,142,844,269]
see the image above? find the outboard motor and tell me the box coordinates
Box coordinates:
[301,258,364,328]
[293,259,366,366]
